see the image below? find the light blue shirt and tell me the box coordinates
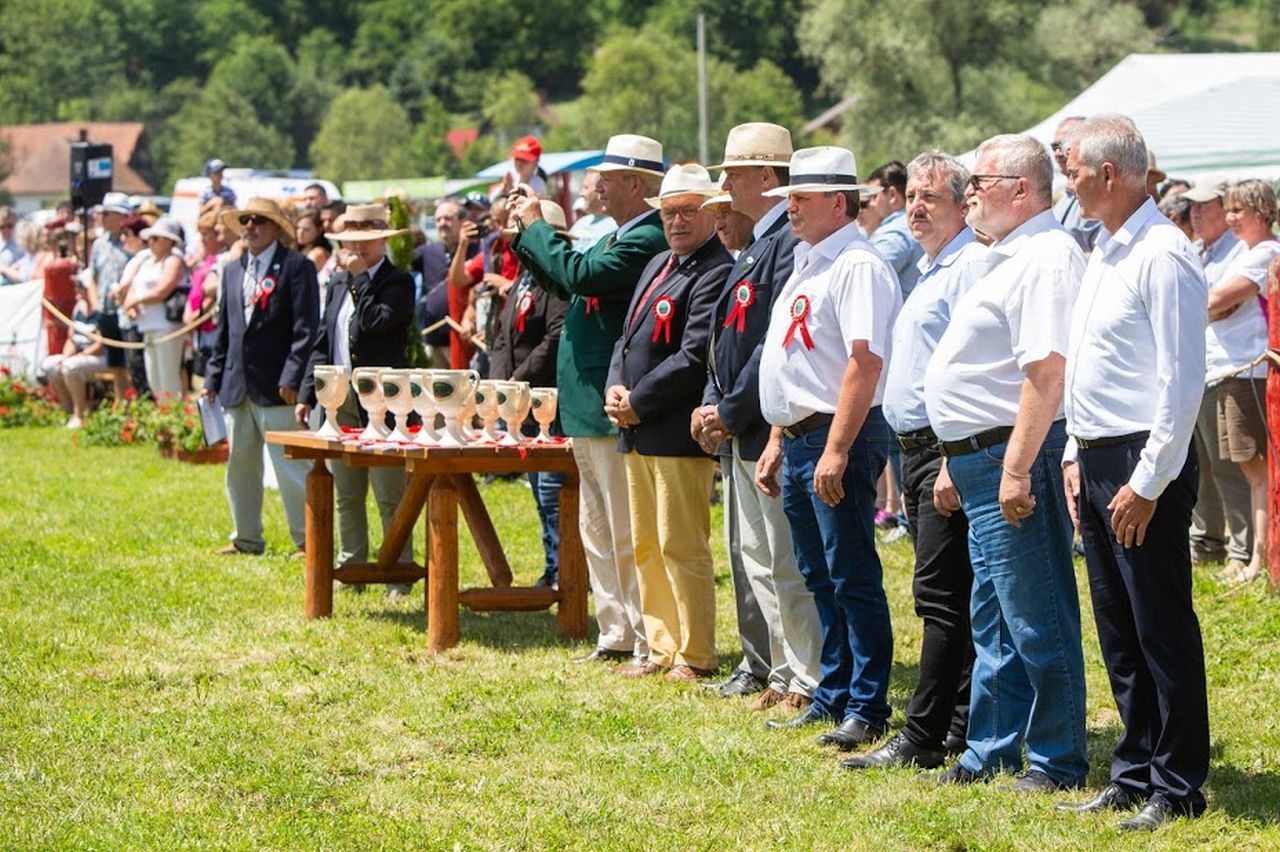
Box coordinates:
[869,209,925,297]
[883,228,988,433]
[1053,190,1101,254]
[1197,229,1242,286]
[752,201,788,242]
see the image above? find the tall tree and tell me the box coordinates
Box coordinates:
[309,86,418,184]
[162,82,295,189]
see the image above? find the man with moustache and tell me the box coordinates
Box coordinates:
[844,151,986,770]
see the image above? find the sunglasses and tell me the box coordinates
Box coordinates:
[1050,142,1064,153]
[968,174,1021,192]
[238,214,272,226]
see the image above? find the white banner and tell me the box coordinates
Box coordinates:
[0,280,47,379]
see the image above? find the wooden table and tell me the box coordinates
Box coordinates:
[264,431,586,650]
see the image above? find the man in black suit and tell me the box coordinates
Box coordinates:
[204,198,319,556]
[604,164,734,682]
[296,204,416,600]
[692,123,823,714]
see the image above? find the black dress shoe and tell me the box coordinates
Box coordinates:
[1001,770,1073,794]
[717,670,765,698]
[817,718,885,751]
[927,762,986,785]
[1117,797,1181,832]
[943,733,967,757]
[572,647,632,665]
[1056,783,1145,813]
[841,732,945,770]
[765,707,834,730]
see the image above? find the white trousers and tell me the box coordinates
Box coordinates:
[142,331,185,400]
[572,435,647,656]
[225,400,308,552]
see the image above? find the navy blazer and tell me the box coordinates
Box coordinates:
[299,259,415,407]
[206,242,319,407]
[703,215,799,461]
[607,234,734,457]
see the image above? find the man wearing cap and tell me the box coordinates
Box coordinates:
[508,134,668,666]
[86,192,134,384]
[843,151,985,771]
[603,164,733,681]
[692,123,822,713]
[922,134,1087,792]
[296,204,415,599]
[1050,117,1101,253]
[754,146,901,750]
[860,160,926,297]
[199,159,237,214]
[205,198,320,556]
[1184,176,1250,572]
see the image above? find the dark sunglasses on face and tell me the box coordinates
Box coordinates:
[238,214,271,226]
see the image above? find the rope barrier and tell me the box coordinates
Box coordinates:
[419,316,487,351]
[41,297,216,351]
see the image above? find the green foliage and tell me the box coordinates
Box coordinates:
[410,97,457,176]
[308,86,417,184]
[79,390,151,446]
[207,36,299,134]
[162,81,296,190]
[143,394,210,454]
[0,367,62,428]
[482,71,542,143]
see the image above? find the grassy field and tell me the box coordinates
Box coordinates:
[1,426,1279,850]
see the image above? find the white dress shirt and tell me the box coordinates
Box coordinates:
[242,241,278,323]
[332,258,384,369]
[923,209,1084,440]
[759,220,901,426]
[1063,198,1207,500]
[883,228,988,434]
[1204,240,1280,383]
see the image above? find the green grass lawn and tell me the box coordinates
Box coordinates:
[1,426,1278,849]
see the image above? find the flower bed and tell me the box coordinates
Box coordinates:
[0,367,64,428]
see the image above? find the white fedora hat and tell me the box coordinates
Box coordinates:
[591,134,666,177]
[711,122,794,170]
[324,204,407,242]
[763,146,880,197]
[645,164,719,208]
[701,174,732,209]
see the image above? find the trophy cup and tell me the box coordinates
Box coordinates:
[351,366,390,442]
[313,365,350,439]
[528,387,559,443]
[410,370,439,445]
[494,381,532,446]
[427,369,480,447]
[379,369,415,443]
[475,380,504,443]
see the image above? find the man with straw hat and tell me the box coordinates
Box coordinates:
[755,147,902,751]
[296,204,416,601]
[204,197,320,557]
[507,135,668,667]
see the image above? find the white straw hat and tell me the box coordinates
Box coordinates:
[711,123,794,171]
[644,164,719,208]
[763,146,880,197]
[591,134,666,178]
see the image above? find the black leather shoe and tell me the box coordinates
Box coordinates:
[927,762,986,785]
[1056,783,1145,813]
[717,670,765,698]
[817,718,885,751]
[1117,798,1180,832]
[572,647,632,665]
[841,732,945,770]
[1001,770,1072,794]
[765,707,834,730]
[943,733,967,757]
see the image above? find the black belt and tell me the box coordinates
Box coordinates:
[896,427,937,452]
[938,426,1014,458]
[781,412,834,440]
[1073,431,1149,450]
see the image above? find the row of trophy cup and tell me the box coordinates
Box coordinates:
[310,365,559,446]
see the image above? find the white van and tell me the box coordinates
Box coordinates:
[169,169,341,247]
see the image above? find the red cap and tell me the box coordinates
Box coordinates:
[511,135,542,162]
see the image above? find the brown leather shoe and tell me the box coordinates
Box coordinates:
[665,665,716,682]
[780,691,813,712]
[748,687,786,711]
[216,543,258,556]
[611,660,667,677]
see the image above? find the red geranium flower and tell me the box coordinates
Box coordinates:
[124,388,138,401]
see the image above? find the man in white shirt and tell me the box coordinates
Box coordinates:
[1055,115,1209,832]
[754,146,901,753]
[844,151,987,771]
[922,134,1088,792]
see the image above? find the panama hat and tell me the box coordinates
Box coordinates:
[763,146,879,197]
[711,123,794,171]
[139,216,184,244]
[701,174,732,209]
[591,134,666,178]
[644,164,719,209]
[221,197,296,242]
[324,204,407,242]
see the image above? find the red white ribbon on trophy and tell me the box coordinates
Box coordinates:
[584,296,600,314]
[515,291,535,331]
[254,275,278,310]
[782,294,814,350]
[651,295,676,343]
[722,281,755,333]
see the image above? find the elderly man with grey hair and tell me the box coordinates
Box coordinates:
[921,134,1087,792]
[1050,116,1101,253]
[843,151,988,771]
[1055,114,1209,832]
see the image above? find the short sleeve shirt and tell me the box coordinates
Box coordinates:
[1205,240,1280,381]
[90,233,130,310]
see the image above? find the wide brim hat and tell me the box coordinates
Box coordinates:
[762,146,880,197]
[711,122,794,170]
[591,134,666,178]
[139,216,184,244]
[645,164,719,208]
[221,197,296,242]
[1147,150,1167,183]
[324,203,407,242]
[701,174,732,209]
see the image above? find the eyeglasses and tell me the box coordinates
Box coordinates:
[1050,142,1064,153]
[968,174,1021,192]
[238,214,271,226]
[659,206,703,222]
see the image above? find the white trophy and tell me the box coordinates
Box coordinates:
[494,381,533,446]
[351,366,390,442]
[312,364,350,439]
[427,369,480,447]
[410,370,439,445]
[474,380,505,443]
[379,369,415,443]
[529,387,559,443]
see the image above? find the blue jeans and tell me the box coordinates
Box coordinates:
[528,471,565,584]
[781,407,894,727]
[945,420,1088,785]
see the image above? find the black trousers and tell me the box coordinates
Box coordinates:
[1077,438,1208,812]
[900,443,975,749]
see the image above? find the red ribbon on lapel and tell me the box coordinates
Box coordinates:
[782,294,814,350]
[651,295,675,344]
[254,275,278,310]
[515,291,535,332]
[584,296,600,314]
[722,281,755,333]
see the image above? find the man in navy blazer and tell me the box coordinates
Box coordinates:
[604,164,733,682]
[204,198,319,556]
[692,123,823,715]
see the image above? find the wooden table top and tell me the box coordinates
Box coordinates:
[265,431,578,473]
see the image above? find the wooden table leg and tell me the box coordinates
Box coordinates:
[455,474,513,588]
[556,473,588,639]
[427,475,460,651]
[304,458,334,619]
[376,470,433,569]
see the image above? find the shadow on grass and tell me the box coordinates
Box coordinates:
[1207,750,1280,825]
[364,605,589,652]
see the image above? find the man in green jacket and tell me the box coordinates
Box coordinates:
[510,134,668,666]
